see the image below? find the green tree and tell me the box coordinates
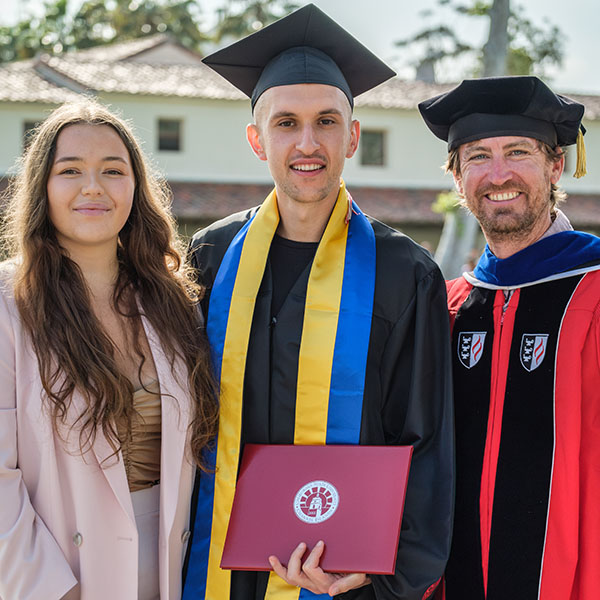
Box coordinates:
[0,0,209,62]
[69,0,209,49]
[212,0,298,42]
[67,0,113,49]
[0,0,71,61]
[0,0,303,63]
[395,20,473,84]
[504,3,562,76]
[395,0,564,84]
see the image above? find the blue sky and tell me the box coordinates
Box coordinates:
[3,0,599,95]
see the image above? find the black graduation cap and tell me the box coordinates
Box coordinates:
[202,3,395,111]
[418,76,587,177]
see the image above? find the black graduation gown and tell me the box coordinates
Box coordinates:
[186,206,454,600]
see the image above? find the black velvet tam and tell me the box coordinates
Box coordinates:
[418,76,585,150]
[202,3,395,111]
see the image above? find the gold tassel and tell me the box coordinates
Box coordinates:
[574,128,587,178]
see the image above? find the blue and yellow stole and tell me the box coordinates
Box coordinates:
[183,181,376,600]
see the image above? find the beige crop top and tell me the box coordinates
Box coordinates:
[117,380,161,493]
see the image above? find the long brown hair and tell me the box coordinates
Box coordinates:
[2,98,217,467]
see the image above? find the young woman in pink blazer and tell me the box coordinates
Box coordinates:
[0,100,217,599]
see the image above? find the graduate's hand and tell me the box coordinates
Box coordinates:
[269,540,371,596]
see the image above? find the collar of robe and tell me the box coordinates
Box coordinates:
[183,180,376,600]
[471,231,600,288]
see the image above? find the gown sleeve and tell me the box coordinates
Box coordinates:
[368,266,454,600]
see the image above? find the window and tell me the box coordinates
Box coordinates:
[158,119,182,151]
[23,120,39,150]
[360,130,385,166]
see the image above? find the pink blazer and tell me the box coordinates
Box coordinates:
[0,267,196,600]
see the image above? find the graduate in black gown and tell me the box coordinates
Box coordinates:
[182,5,454,600]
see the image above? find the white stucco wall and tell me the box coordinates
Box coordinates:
[0,103,59,175]
[98,94,270,183]
[0,95,598,195]
[347,105,454,189]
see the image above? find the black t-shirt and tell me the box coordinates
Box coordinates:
[269,234,318,317]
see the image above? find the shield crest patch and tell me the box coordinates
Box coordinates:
[520,334,549,372]
[458,332,487,369]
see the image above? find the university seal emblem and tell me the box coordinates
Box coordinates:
[293,480,339,524]
[520,334,549,372]
[458,332,487,369]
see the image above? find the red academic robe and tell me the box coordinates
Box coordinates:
[443,267,600,600]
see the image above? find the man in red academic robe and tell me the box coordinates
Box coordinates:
[419,76,600,600]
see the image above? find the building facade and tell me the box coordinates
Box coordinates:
[1,34,599,247]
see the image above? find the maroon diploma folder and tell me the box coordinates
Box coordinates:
[220,444,413,574]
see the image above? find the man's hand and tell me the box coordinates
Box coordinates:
[269,540,371,596]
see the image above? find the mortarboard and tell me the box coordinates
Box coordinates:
[202,3,395,111]
[418,76,587,177]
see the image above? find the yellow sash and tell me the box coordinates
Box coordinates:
[265,184,349,598]
[204,183,352,599]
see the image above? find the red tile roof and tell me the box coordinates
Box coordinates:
[168,181,600,229]
[0,34,598,120]
[1,35,598,231]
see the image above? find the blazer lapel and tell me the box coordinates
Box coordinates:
[65,389,135,524]
[141,313,191,536]
[91,423,136,523]
[67,310,191,539]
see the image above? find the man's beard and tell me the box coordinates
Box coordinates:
[476,205,538,236]
[467,180,549,238]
